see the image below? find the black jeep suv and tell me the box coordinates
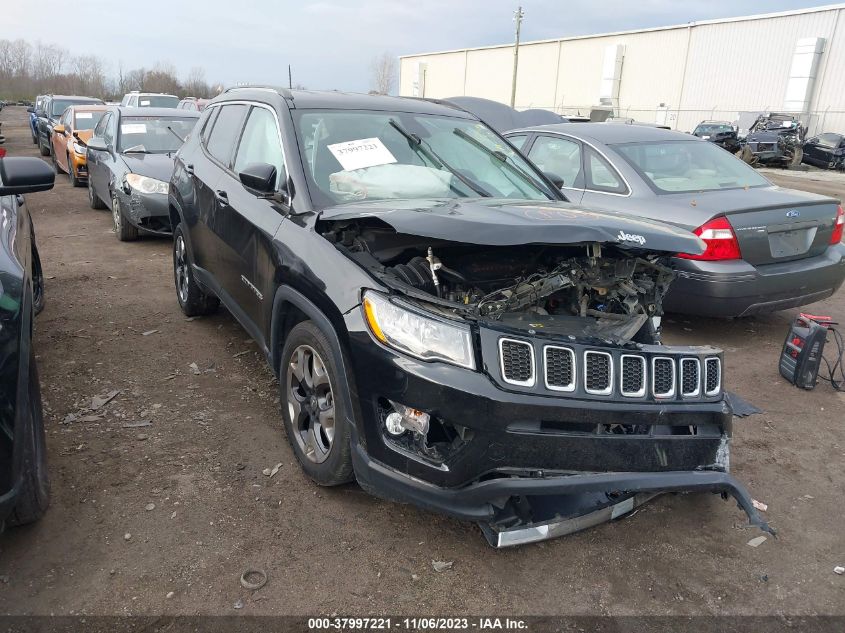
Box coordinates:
[169,87,770,547]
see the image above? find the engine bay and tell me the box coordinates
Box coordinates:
[321,219,676,344]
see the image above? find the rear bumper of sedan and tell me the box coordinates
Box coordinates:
[664,245,845,317]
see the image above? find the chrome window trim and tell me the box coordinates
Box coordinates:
[705,357,722,396]
[543,345,576,392]
[651,356,676,399]
[620,354,647,398]
[499,338,536,388]
[680,358,701,397]
[583,350,613,396]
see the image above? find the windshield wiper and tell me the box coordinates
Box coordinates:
[452,128,551,195]
[122,145,151,154]
[166,126,185,144]
[388,119,491,197]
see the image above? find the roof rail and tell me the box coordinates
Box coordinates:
[223,85,294,100]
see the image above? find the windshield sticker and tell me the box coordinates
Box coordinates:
[121,123,147,135]
[617,230,646,245]
[140,100,151,106]
[328,138,396,171]
[76,112,93,119]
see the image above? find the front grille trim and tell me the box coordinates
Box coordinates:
[651,356,676,398]
[543,345,576,392]
[620,354,647,398]
[680,357,701,397]
[705,357,721,396]
[498,337,536,387]
[583,350,613,396]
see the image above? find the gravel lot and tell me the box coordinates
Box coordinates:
[1,105,844,616]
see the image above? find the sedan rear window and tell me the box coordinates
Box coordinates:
[614,140,769,194]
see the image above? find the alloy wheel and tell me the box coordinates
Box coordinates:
[174,234,189,304]
[286,345,335,464]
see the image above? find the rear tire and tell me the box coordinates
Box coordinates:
[173,224,219,316]
[112,194,139,242]
[280,321,354,486]
[7,350,50,527]
[88,176,106,209]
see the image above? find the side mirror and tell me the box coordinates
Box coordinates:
[543,171,565,189]
[87,137,108,152]
[0,157,56,196]
[53,124,66,135]
[27,106,35,114]
[239,163,277,196]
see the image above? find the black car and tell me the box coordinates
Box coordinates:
[741,112,805,167]
[692,121,741,153]
[32,95,104,157]
[0,157,55,531]
[802,132,845,170]
[86,107,199,241]
[168,87,771,547]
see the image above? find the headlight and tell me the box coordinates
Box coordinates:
[126,173,168,195]
[362,291,475,369]
[72,142,86,155]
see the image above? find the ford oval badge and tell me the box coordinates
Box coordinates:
[786,209,800,218]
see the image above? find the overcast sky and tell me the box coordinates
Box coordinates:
[3,0,834,92]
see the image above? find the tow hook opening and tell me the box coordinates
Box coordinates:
[378,399,472,463]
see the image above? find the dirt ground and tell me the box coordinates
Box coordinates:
[0,105,844,617]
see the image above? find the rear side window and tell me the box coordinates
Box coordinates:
[200,107,220,145]
[205,105,249,167]
[585,147,627,194]
[233,106,286,188]
[507,134,528,150]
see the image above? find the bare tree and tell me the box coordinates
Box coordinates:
[369,52,396,95]
[72,55,107,96]
[183,66,209,97]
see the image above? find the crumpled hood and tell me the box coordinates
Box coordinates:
[319,198,706,255]
[119,153,176,182]
[74,130,94,144]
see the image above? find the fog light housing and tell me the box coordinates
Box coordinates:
[385,401,430,436]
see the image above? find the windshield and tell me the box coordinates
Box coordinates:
[137,95,179,108]
[52,99,98,117]
[74,111,105,131]
[118,116,197,153]
[614,140,770,194]
[694,124,733,135]
[293,109,556,208]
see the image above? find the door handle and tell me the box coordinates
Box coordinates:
[185,163,194,176]
[215,190,229,205]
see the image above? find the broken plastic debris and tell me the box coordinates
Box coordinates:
[432,560,453,572]
[142,329,159,336]
[835,566,845,575]
[752,499,768,512]
[747,535,767,548]
[91,390,120,410]
[122,420,152,428]
[189,362,201,375]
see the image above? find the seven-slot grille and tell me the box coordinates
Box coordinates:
[544,346,575,391]
[499,338,535,386]
[498,338,722,400]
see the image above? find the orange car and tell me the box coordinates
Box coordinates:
[51,105,108,187]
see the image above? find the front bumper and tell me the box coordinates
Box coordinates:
[69,151,88,179]
[343,309,768,545]
[116,188,171,235]
[664,245,845,317]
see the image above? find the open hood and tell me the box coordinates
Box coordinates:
[319,199,705,255]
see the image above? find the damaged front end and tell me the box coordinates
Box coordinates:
[322,200,773,546]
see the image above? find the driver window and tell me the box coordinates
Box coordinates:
[234,106,286,188]
[528,135,582,188]
[103,114,115,146]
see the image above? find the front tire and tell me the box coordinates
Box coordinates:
[38,136,50,157]
[280,321,354,486]
[7,350,51,527]
[112,194,139,242]
[173,224,219,316]
[68,154,80,187]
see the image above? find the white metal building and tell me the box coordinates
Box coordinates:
[399,4,845,135]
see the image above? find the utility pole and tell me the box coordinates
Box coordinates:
[510,6,524,108]
[288,65,293,89]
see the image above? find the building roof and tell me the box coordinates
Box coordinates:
[399,3,845,58]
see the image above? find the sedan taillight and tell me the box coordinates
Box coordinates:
[831,205,844,245]
[677,216,742,261]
